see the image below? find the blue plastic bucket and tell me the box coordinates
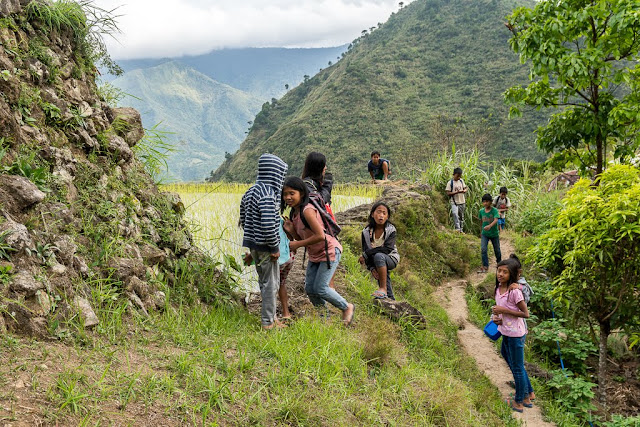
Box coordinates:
[483,320,502,341]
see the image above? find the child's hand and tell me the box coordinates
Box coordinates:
[289,241,299,252]
[492,305,505,315]
[493,315,503,325]
[283,219,294,235]
[358,256,365,266]
[483,225,491,231]
[508,283,521,292]
[371,269,379,280]
[243,252,253,266]
[270,251,280,262]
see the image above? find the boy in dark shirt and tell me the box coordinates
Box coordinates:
[368,151,390,181]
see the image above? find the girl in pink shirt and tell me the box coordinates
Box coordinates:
[282,177,355,326]
[492,259,532,412]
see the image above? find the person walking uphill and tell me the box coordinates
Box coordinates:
[240,153,288,330]
[282,177,355,326]
[445,167,467,232]
[478,193,502,273]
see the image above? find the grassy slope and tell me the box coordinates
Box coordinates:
[212,0,548,183]
[0,190,518,425]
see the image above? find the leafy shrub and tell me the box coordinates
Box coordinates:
[546,370,596,417]
[26,0,122,76]
[604,415,640,426]
[512,189,563,235]
[531,319,597,373]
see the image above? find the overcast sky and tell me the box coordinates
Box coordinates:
[92,0,415,60]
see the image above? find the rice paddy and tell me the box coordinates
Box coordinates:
[162,182,381,290]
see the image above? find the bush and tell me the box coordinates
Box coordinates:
[530,319,597,373]
[546,370,596,419]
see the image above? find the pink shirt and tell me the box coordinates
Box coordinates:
[293,205,342,262]
[495,287,526,337]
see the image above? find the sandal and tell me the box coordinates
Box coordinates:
[508,393,533,408]
[505,397,523,413]
[372,290,387,299]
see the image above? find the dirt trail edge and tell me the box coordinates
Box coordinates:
[434,238,555,427]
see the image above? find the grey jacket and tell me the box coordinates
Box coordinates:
[361,222,400,268]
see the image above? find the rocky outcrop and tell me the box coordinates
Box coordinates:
[0,4,221,338]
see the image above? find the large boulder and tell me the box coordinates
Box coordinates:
[109,107,144,147]
[0,175,46,209]
[4,302,49,338]
[73,296,99,328]
[0,219,33,253]
[0,0,22,15]
[108,257,145,284]
[9,270,44,297]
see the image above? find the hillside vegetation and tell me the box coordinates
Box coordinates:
[212,0,549,182]
[112,61,264,181]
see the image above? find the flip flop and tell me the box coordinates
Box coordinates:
[371,290,387,299]
[344,304,355,327]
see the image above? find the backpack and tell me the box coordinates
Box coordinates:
[448,178,465,202]
[301,178,341,267]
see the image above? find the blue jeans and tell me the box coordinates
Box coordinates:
[481,234,501,268]
[305,248,348,310]
[501,335,533,403]
[372,252,396,300]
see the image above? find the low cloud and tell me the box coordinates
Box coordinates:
[93,0,413,59]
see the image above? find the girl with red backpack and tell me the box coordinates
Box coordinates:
[282,177,355,326]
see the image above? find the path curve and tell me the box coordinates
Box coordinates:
[434,238,555,427]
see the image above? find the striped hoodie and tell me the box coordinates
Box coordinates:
[240,154,288,253]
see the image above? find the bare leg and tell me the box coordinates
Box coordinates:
[278,283,290,318]
[375,264,388,294]
[329,271,336,289]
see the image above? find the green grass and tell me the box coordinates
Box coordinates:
[0,245,517,425]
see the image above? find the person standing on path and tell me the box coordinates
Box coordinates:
[240,153,288,330]
[492,259,532,413]
[478,193,501,273]
[282,177,355,326]
[445,167,467,232]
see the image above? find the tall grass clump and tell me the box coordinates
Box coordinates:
[422,148,537,233]
[26,0,122,75]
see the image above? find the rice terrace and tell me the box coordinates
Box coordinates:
[1,0,640,426]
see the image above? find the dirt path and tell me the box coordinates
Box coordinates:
[434,237,555,427]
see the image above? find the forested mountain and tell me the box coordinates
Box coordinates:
[111,47,347,181]
[113,61,263,181]
[211,0,548,182]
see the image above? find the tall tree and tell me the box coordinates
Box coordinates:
[505,0,640,175]
[531,165,640,405]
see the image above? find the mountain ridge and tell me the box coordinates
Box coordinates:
[211,0,548,182]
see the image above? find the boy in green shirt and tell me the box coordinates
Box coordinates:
[478,193,502,273]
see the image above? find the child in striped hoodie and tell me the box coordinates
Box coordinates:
[240,153,288,330]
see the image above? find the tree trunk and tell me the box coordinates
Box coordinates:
[596,133,603,176]
[597,320,610,406]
